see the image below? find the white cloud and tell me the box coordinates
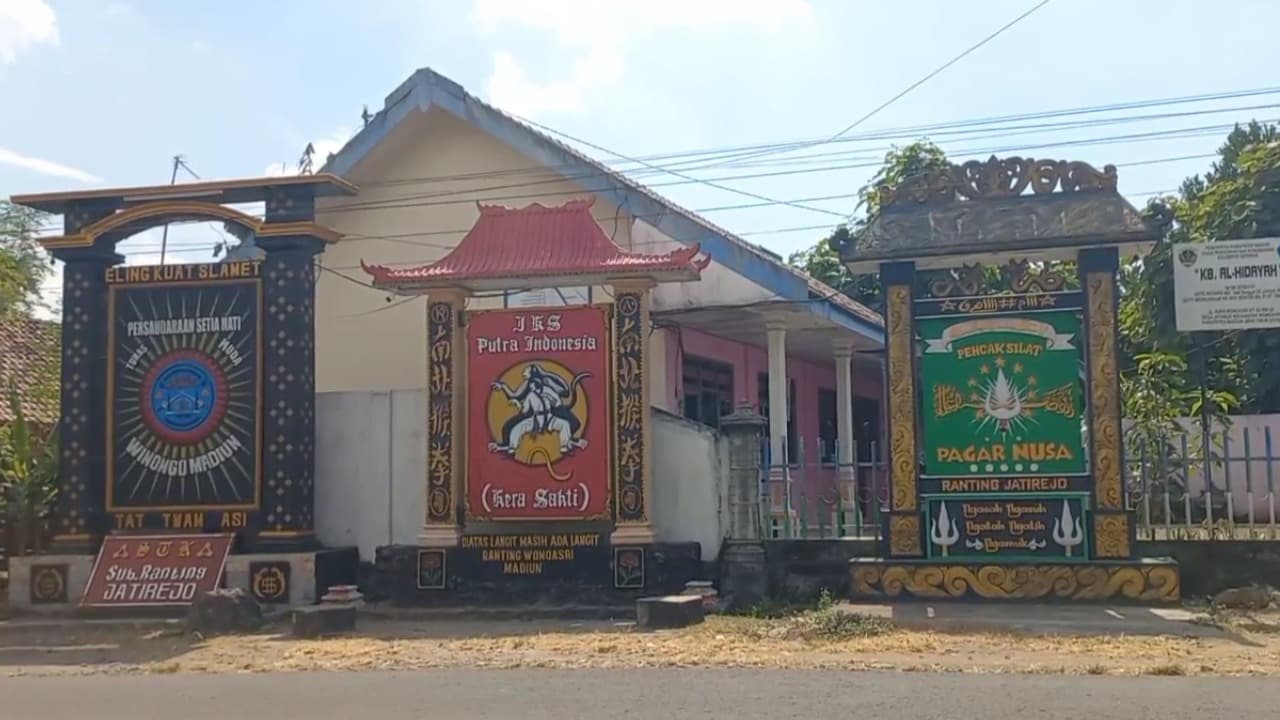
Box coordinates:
[0,145,101,183]
[469,0,815,117]
[264,128,352,177]
[0,0,58,65]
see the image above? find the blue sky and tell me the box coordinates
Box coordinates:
[3,0,1279,295]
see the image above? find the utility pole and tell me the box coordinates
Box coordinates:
[158,154,182,265]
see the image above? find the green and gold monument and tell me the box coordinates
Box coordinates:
[835,156,1181,602]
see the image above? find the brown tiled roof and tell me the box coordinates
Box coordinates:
[0,317,60,425]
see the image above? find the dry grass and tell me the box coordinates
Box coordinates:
[5,610,1280,679]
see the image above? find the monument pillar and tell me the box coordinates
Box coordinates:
[420,289,467,546]
[880,260,921,558]
[47,239,122,552]
[1080,246,1134,559]
[610,279,656,545]
[252,228,327,549]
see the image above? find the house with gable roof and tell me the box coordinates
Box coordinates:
[239,68,886,555]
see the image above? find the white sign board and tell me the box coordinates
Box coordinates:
[1172,237,1280,331]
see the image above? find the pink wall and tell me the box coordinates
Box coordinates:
[659,325,884,526]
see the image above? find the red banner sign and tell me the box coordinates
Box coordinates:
[81,533,233,607]
[467,307,611,520]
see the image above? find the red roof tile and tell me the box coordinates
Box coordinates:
[361,198,709,291]
[0,317,60,425]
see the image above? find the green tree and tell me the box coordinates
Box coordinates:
[788,141,950,308]
[1118,122,1280,414]
[0,200,52,318]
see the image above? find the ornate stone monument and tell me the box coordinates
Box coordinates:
[835,156,1181,602]
[6,176,358,612]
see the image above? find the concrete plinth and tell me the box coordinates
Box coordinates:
[849,557,1181,604]
[224,547,358,607]
[292,604,357,638]
[636,595,704,629]
[720,541,768,608]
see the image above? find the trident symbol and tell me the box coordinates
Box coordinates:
[930,502,960,557]
[1052,501,1084,557]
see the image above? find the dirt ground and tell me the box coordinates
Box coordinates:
[2,607,1279,678]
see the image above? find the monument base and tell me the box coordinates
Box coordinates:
[5,547,358,615]
[6,554,96,615]
[373,541,704,607]
[848,557,1181,604]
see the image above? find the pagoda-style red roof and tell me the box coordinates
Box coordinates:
[361,198,709,292]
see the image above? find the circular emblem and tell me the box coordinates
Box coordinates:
[485,360,591,481]
[252,566,288,602]
[32,566,66,603]
[140,350,228,445]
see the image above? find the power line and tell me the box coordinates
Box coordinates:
[832,0,1055,142]
[52,149,1215,258]
[349,84,1277,194]
[686,0,1055,171]
[307,127,1239,217]
[514,113,847,218]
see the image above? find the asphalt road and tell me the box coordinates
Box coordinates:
[4,669,1274,719]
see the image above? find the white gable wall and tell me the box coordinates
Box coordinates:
[314,107,633,393]
[313,107,783,397]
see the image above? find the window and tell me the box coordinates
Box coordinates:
[852,397,881,463]
[682,355,734,429]
[757,373,798,465]
[817,388,838,464]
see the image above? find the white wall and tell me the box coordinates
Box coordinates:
[315,390,425,560]
[1127,414,1280,521]
[651,409,725,561]
[314,390,725,561]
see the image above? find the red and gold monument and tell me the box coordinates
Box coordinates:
[363,198,708,601]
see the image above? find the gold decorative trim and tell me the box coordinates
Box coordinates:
[927,264,984,298]
[1093,513,1131,558]
[888,514,921,556]
[1003,258,1067,294]
[852,562,1179,603]
[1087,271,1122,510]
[885,284,917,511]
[879,156,1118,209]
[37,201,342,251]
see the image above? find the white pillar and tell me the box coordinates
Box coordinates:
[765,320,788,469]
[833,340,855,470]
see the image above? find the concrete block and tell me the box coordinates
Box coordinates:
[6,555,95,614]
[225,552,318,606]
[636,594,704,629]
[291,604,357,638]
